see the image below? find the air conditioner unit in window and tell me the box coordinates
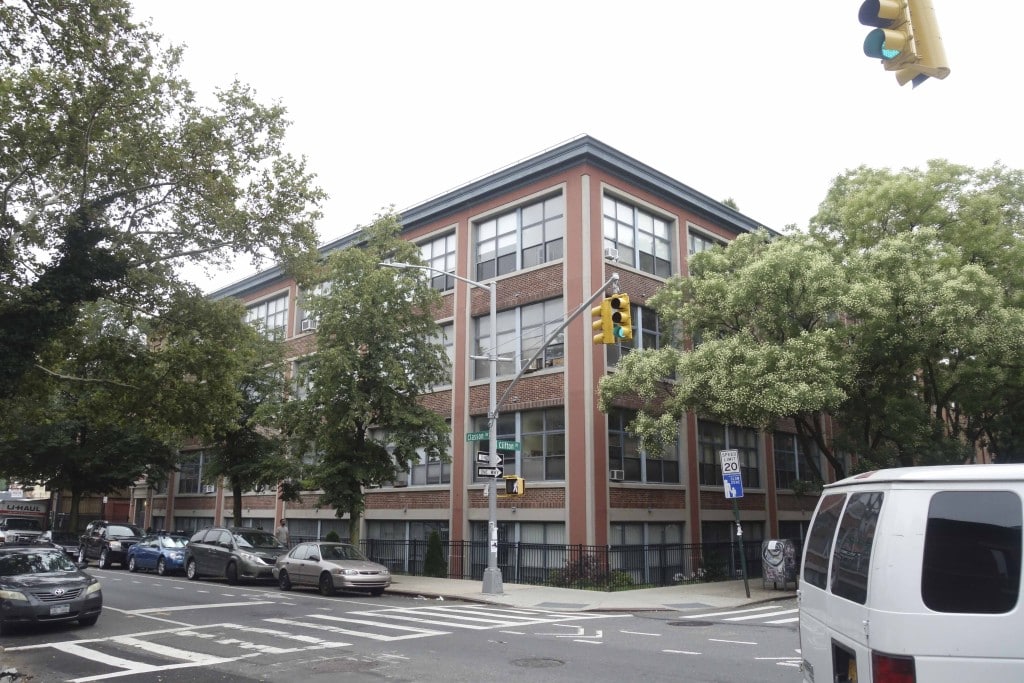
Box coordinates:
[609,469,625,481]
[523,357,544,373]
[300,318,318,332]
[202,484,216,494]
[603,247,619,261]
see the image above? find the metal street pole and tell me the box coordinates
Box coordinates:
[380,262,503,594]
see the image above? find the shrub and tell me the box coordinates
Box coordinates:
[422,531,447,578]
[324,530,341,543]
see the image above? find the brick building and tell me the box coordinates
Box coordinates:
[130,136,829,557]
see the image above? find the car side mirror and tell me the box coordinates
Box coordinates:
[308,554,320,562]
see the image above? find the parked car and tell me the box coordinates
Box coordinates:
[38,530,79,558]
[0,516,45,546]
[127,534,189,575]
[0,546,102,635]
[184,526,287,584]
[78,520,145,569]
[274,541,391,596]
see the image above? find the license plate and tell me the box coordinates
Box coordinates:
[49,604,71,615]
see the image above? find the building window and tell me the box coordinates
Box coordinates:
[607,409,680,483]
[475,194,564,281]
[773,432,823,489]
[295,282,331,333]
[688,229,722,256]
[603,196,672,277]
[697,420,760,488]
[472,409,565,483]
[431,323,454,387]
[609,523,684,584]
[420,233,456,292]
[607,305,664,365]
[245,293,289,340]
[292,358,314,400]
[177,451,212,494]
[474,298,563,379]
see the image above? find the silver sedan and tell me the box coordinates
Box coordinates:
[273,542,391,596]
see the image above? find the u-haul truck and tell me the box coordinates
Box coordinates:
[0,497,49,545]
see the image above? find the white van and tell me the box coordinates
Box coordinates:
[798,464,1024,683]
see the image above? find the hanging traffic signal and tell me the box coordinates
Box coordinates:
[592,298,613,344]
[858,0,949,87]
[608,294,633,342]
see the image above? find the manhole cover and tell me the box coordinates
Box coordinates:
[667,620,714,627]
[511,658,565,668]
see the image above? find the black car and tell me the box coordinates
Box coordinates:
[39,530,79,558]
[184,526,288,584]
[0,546,102,635]
[78,520,145,569]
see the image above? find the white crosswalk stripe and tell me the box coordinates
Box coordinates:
[682,603,798,626]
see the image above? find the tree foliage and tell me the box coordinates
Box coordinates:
[281,212,451,543]
[0,0,324,401]
[600,160,1024,477]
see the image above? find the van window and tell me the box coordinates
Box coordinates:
[830,491,883,604]
[803,493,846,589]
[922,490,1022,614]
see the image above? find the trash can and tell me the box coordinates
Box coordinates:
[761,539,797,589]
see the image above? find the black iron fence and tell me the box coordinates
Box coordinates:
[306,538,803,591]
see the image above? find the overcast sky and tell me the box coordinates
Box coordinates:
[130,1,1023,292]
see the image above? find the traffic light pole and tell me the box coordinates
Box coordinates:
[383,262,619,595]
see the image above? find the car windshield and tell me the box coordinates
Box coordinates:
[2,518,42,531]
[0,551,77,576]
[319,544,368,561]
[159,536,188,548]
[233,530,282,549]
[107,525,142,537]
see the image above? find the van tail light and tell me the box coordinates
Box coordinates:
[872,651,916,683]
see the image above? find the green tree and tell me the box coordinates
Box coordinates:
[600,161,1024,475]
[281,212,451,544]
[0,0,324,403]
[423,531,447,578]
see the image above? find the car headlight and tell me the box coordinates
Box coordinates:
[332,568,359,576]
[380,568,389,575]
[109,541,122,550]
[85,581,102,595]
[0,588,28,601]
[238,552,263,564]
[169,552,184,560]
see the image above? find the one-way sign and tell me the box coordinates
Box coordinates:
[476,465,504,478]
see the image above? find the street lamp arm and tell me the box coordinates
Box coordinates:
[380,261,489,292]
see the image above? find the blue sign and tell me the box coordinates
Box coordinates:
[723,472,744,499]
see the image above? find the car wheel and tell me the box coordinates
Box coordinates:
[318,572,336,597]
[78,614,99,627]
[226,562,239,585]
[186,559,200,580]
[157,557,167,576]
[370,588,385,596]
[128,556,137,572]
[98,549,111,569]
[78,547,87,564]
[278,569,292,591]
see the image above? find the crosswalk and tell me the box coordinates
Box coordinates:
[6,605,618,682]
[680,603,798,625]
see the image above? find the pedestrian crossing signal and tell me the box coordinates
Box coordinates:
[503,475,525,496]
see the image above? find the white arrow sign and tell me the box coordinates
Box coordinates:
[476,465,503,478]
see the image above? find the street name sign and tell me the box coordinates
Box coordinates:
[466,431,489,442]
[496,440,521,451]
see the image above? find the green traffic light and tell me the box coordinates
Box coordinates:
[864,28,902,60]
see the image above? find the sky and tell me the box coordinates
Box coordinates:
[129,0,1024,293]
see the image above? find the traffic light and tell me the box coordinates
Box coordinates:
[504,475,525,496]
[858,0,949,87]
[608,294,633,342]
[592,298,613,344]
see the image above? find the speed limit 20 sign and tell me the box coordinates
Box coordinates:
[719,449,744,499]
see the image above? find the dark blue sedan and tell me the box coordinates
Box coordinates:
[126,534,189,575]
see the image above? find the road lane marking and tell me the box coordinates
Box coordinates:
[724,608,798,621]
[663,649,702,655]
[620,630,661,636]
[683,605,779,618]
[709,638,757,645]
[266,615,446,641]
[126,600,274,614]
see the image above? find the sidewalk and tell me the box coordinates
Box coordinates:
[386,575,796,612]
